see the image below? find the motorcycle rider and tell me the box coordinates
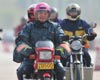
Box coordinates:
[14,17,27,37]
[14,3,37,80]
[50,7,62,24]
[14,4,36,37]
[15,2,67,80]
[27,4,36,22]
[60,3,97,67]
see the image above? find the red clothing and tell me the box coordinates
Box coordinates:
[15,24,25,37]
[15,19,35,37]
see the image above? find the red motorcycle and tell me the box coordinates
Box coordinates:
[29,40,55,80]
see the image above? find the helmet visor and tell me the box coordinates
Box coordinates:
[36,10,49,15]
[68,9,78,18]
[36,9,49,13]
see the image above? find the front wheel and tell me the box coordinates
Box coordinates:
[44,77,51,80]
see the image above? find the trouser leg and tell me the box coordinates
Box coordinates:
[83,48,91,67]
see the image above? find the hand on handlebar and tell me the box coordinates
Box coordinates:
[62,35,69,41]
[29,54,35,59]
[87,32,97,41]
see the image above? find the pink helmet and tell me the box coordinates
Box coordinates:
[34,2,51,13]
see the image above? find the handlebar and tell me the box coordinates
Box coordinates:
[68,25,96,40]
[62,34,89,41]
[69,34,89,40]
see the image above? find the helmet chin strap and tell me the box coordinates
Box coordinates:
[67,15,80,21]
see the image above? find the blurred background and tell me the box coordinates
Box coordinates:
[0,0,100,30]
[0,0,100,80]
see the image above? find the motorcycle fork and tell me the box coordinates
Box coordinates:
[70,54,74,80]
[70,53,84,80]
[80,52,84,80]
[74,52,84,80]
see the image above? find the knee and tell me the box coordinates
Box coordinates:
[55,60,66,73]
[17,67,24,75]
[55,67,66,79]
[59,67,66,74]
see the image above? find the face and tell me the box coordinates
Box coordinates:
[69,9,78,18]
[50,12,57,20]
[37,11,49,22]
[29,13,35,19]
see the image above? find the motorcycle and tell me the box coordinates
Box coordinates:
[23,40,55,80]
[65,25,96,80]
[34,40,55,80]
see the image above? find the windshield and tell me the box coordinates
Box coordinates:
[35,40,54,48]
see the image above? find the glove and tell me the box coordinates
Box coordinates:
[87,32,97,41]
[62,35,69,41]
[29,54,35,59]
[20,48,34,57]
[18,44,34,57]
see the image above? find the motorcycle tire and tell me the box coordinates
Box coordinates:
[44,77,51,80]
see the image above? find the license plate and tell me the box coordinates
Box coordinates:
[37,62,54,70]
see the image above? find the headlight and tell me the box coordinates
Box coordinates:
[39,51,52,60]
[70,40,82,50]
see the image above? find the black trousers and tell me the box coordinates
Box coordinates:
[17,61,34,80]
[17,60,65,80]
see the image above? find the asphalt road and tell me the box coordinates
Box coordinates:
[0,43,100,80]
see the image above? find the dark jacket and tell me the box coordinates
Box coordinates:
[50,18,62,24]
[60,19,94,44]
[15,20,64,63]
